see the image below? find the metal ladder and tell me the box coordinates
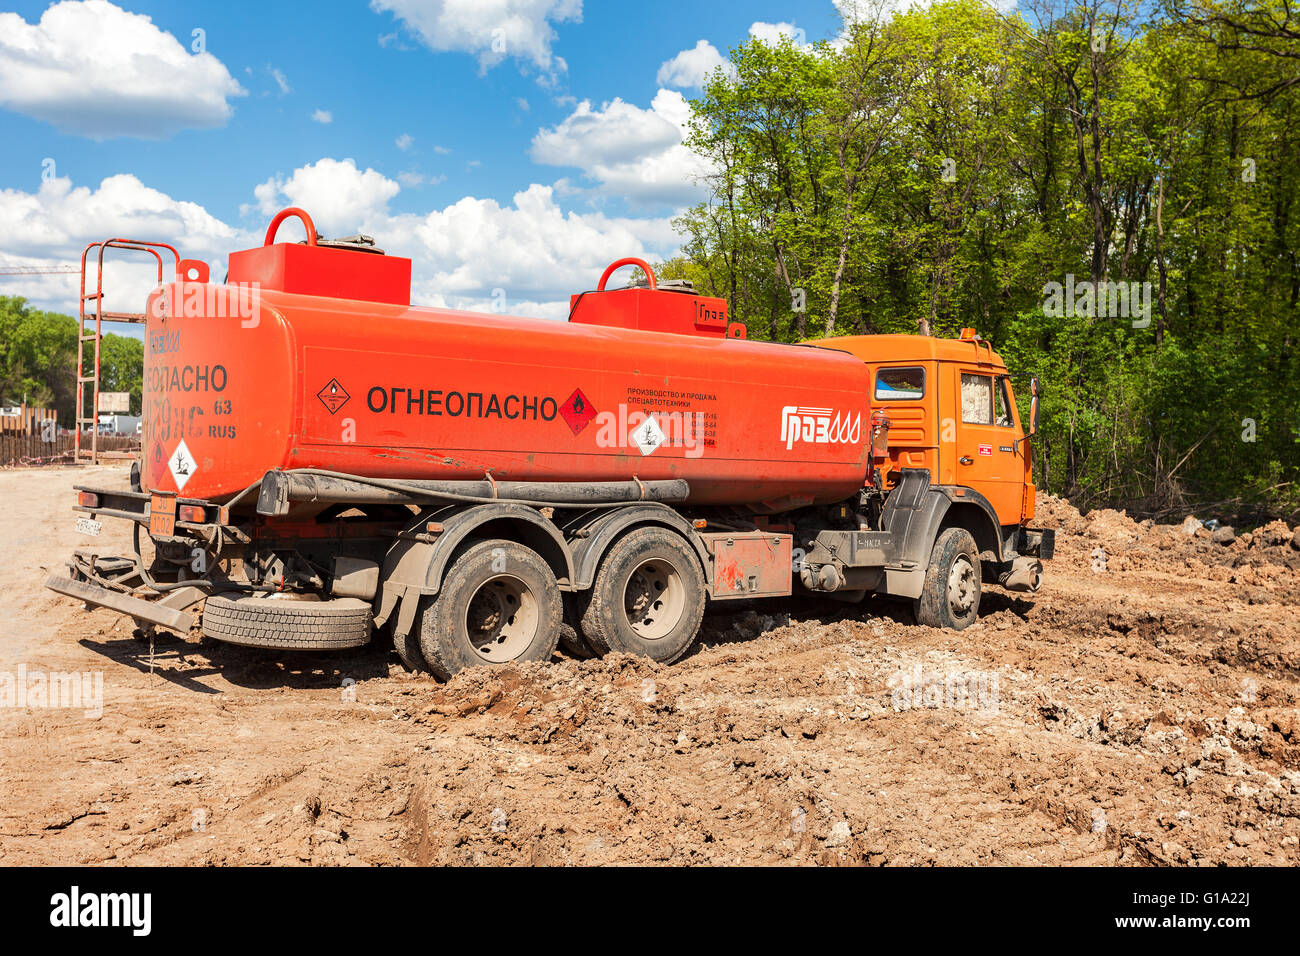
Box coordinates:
[76,239,178,464]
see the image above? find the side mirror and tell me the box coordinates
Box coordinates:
[1030,375,1041,434]
[1015,376,1041,453]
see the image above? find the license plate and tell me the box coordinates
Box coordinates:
[75,517,102,537]
[149,494,176,537]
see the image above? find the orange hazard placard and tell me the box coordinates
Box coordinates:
[149,493,176,537]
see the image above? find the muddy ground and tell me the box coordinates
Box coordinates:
[1,465,1298,866]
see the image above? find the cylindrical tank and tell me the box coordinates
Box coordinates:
[141,242,871,512]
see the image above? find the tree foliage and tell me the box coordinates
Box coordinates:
[0,296,143,423]
[668,0,1299,518]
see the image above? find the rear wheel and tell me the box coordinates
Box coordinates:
[914,527,981,630]
[392,625,431,674]
[557,593,595,659]
[417,539,562,680]
[579,527,705,664]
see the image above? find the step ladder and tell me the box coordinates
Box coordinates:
[76,239,178,464]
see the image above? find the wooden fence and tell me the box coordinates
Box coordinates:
[0,405,58,434]
[0,433,139,467]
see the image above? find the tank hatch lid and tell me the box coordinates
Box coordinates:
[568,258,730,338]
[227,208,411,306]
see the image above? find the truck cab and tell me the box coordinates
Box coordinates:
[827,329,1034,527]
[800,328,1054,628]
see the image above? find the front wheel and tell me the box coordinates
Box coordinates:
[417,539,562,680]
[914,527,981,630]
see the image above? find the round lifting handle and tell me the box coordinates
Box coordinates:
[264,207,318,247]
[596,257,656,292]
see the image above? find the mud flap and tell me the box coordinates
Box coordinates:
[373,583,421,639]
[372,584,400,630]
[394,589,420,638]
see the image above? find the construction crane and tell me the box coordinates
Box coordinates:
[0,264,81,275]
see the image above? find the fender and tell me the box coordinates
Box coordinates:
[374,503,575,639]
[930,486,1006,562]
[561,503,713,590]
[877,469,1004,600]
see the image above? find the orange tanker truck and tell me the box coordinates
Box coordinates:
[46,208,1054,679]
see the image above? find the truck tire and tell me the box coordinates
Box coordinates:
[914,527,981,630]
[579,527,706,664]
[557,593,595,659]
[417,539,562,681]
[202,593,373,650]
[392,626,432,674]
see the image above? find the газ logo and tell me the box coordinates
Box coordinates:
[780,406,862,450]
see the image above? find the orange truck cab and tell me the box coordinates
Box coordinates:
[802,328,1054,623]
[830,329,1034,525]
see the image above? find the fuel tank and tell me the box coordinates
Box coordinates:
[141,211,872,512]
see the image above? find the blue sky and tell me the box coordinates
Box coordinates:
[0,0,853,321]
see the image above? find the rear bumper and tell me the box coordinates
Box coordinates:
[73,484,226,541]
[44,573,197,636]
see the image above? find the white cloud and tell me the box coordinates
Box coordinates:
[0,159,683,323]
[249,159,401,236]
[0,175,241,261]
[242,165,682,314]
[532,95,679,167]
[395,184,678,313]
[656,39,732,89]
[270,66,291,95]
[397,171,447,187]
[749,20,810,47]
[0,173,248,314]
[311,109,333,124]
[370,0,581,80]
[529,89,711,206]
[433,145,452,155]
[396,132,414,150]
[240,162,682,314]
[0,0,245,139]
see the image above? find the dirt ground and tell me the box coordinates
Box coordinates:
[1,465,1298,866]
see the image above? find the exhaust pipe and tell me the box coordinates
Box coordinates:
[1000,556,1043,593]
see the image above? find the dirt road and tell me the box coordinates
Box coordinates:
[1,466,1297,865]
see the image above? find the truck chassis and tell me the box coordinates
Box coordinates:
[48,464,1054,678]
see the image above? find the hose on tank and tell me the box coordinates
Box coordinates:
[259,468,690,514]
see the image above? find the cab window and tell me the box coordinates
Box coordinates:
[875,367,925,401]
[960,373,993,425]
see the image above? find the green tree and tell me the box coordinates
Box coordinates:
[0,296,144,425]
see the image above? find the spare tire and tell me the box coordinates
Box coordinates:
[202,593,373,650]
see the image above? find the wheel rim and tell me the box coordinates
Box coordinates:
[623,557,686,641]
[464,574,538,662]
[947,555,977,618]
